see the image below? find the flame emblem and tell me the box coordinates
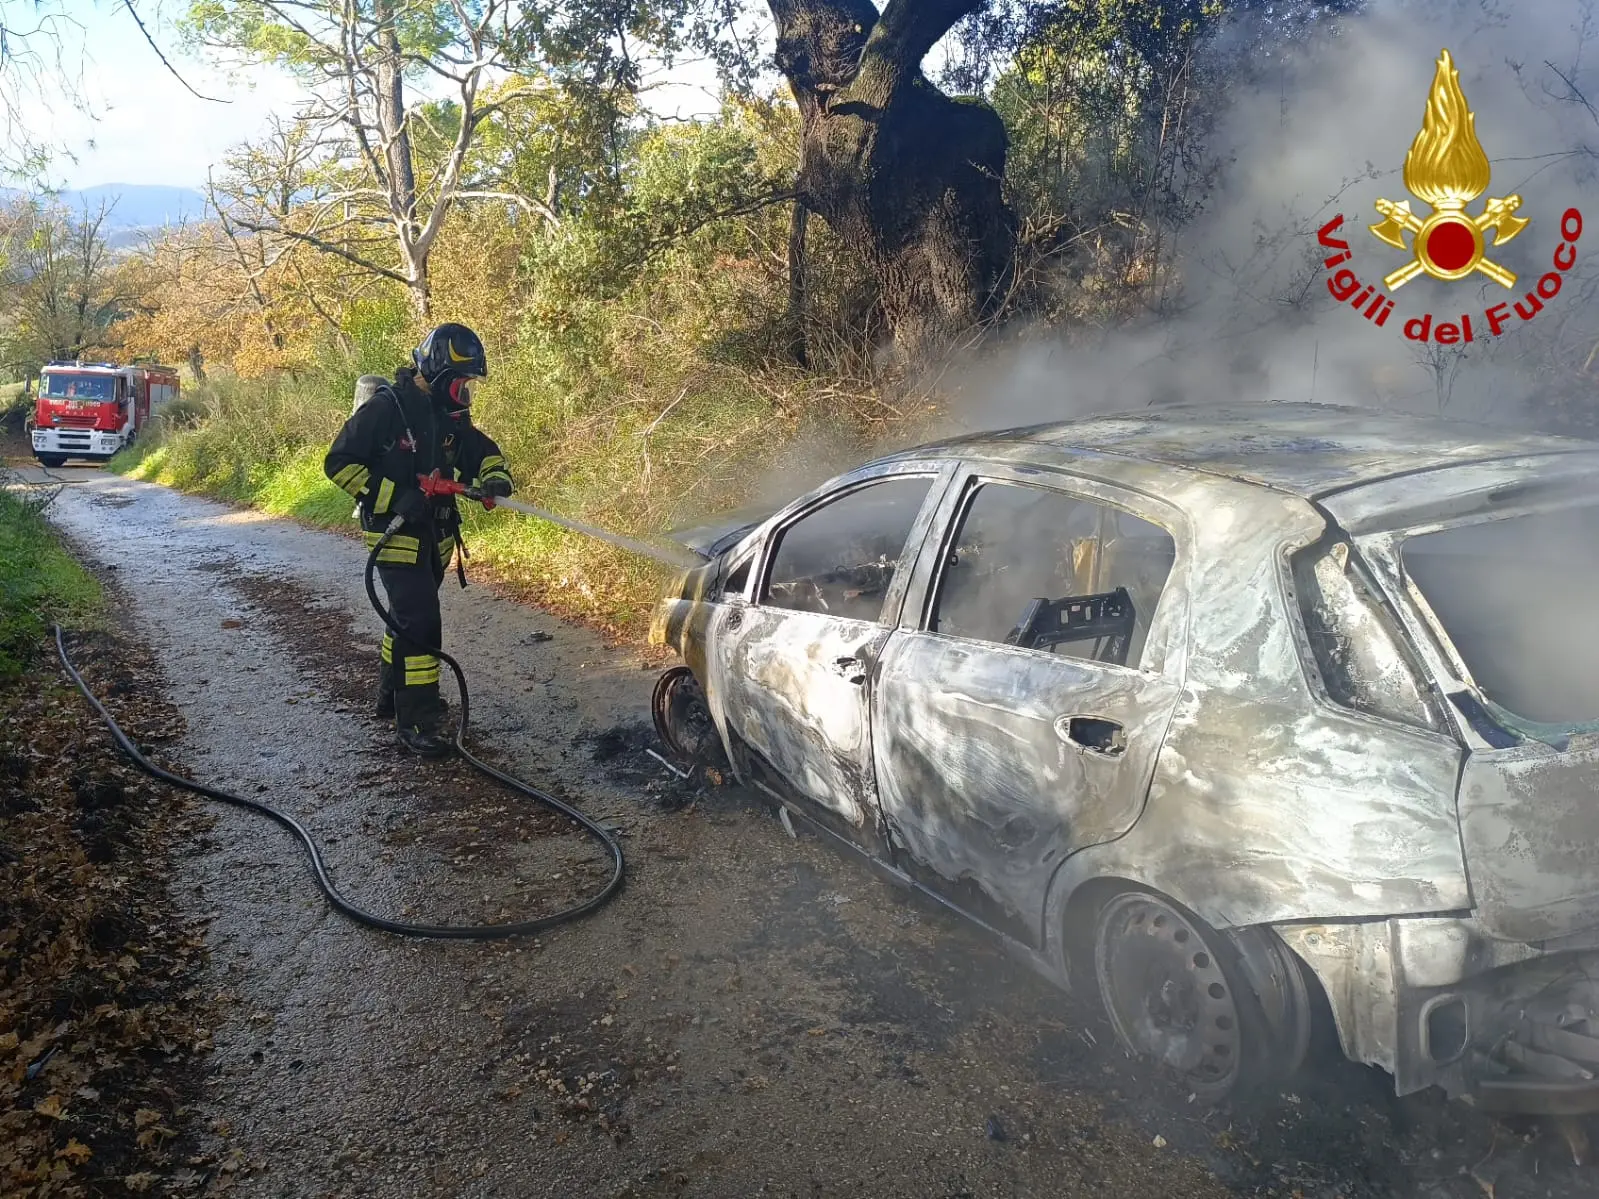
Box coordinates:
[1369,49,1528,289]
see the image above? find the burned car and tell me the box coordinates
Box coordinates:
[650,402,1599,1111]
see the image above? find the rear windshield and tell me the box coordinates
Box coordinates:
[1401,506,1599,724]
[42,373,115,400]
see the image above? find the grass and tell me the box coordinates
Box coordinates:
[107,364,887,639]
[0,475,103,676]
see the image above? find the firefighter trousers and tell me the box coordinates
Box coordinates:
[376,548,448,729]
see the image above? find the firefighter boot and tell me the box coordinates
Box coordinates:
[394,686,452,758]
[375,648,395,720]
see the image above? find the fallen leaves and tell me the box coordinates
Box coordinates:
[135,1124,177,1150]
[0,632,213,1197]
[56,1140,91,1165]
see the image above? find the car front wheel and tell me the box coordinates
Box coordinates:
[1092,890,1274,1102]
[36,454,67,468]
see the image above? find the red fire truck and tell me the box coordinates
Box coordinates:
[30,360,182,467]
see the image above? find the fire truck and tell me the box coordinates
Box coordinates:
[30,360,182,467]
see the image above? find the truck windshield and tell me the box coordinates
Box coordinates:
[1401,503,1599,726]
[42,373,115,400]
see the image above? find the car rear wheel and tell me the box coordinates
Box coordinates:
[1093,890,1270,1102]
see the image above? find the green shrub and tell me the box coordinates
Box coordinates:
[156,395,209,430]
[0,383,31,434]
[0,476,102,676]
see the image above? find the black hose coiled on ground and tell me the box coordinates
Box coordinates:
[54,523,625,940]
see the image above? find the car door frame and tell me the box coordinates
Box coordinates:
[897,460,1191,678]
[876,459,1193,944]
[712,457,960,854]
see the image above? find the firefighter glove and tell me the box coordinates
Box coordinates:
[391,486,430,528]
[481,475,512,499]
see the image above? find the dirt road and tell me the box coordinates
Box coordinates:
[30,465,1595,1198]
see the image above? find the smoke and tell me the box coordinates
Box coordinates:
[1404,504,1599,723]
[925,0,1599,439]
[673,0,1599,531]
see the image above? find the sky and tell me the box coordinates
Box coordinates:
[22,2,302,189]
[27,0,729,191]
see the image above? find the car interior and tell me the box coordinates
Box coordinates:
[930,483,1176,667]
[747,475,1177,665]
[760,478,936,623]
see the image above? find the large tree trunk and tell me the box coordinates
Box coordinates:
[769,0,1015,360]
[786,199,809,366]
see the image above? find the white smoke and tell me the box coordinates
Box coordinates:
[926,0,1599,438]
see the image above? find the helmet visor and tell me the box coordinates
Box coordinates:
[446,376,478,408]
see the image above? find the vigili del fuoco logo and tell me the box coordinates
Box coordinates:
[1319,48,1582,344]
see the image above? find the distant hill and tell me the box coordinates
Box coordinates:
[2,184,210,246]
[66,184,209,229]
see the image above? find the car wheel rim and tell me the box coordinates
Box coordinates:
[652,666,715,763]
[1094,893,1243,1092]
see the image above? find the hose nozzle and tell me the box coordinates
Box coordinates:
[418,468,491,508]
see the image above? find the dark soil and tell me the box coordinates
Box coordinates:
[1,621,219,1197]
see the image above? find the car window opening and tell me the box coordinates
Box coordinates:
[760,477,935,622]
[721,553,752,598]
[1401,506,1599,728]
[1293,539,1439,730]
[930,482,1175,667]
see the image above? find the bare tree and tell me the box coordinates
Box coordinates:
[0,2,90,178]
[191,0,542,318]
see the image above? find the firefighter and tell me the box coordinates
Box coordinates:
[323,323,514,756]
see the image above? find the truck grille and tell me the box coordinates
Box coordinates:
[50,431,95,451]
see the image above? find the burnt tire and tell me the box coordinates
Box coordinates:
[1092,890,1275,1103]
[651,666,724,767]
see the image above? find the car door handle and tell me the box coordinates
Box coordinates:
[1054,714,1126,756]
[833,655,870,685]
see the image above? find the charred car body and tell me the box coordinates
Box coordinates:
[651,403,1599,1111]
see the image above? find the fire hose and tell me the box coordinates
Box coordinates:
[53,470,632,940]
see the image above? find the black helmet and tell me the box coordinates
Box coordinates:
[413,323,488,395]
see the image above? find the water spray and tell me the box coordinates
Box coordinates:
[417,470,709,571]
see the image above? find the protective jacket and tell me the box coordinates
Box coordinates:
[323,367,513,739]
[324,366,513,570]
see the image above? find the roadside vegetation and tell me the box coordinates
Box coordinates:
[0,479,101,677]
[0,478,215,1195]
[0,381,26,436]
[86,0,1270,636]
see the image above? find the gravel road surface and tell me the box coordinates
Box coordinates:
[28,464,1597,1199]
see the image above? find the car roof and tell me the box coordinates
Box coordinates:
[888,402,1596,499]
